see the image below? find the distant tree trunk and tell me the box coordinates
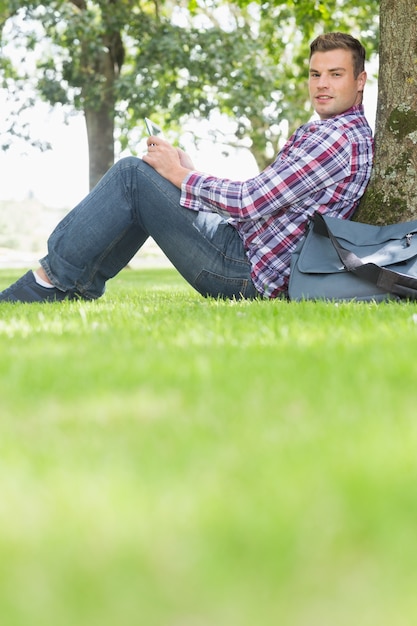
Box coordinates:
[85,103,114,190]
[83,48,116,190]
[356,0,417,224]
[76,0,124,190]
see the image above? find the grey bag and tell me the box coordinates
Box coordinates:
[288,211,417,301]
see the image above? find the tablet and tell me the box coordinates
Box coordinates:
[145,117,163,136]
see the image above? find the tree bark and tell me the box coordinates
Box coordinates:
[85,99,115,190]
[356,0,417,224]
[77,1,124,190]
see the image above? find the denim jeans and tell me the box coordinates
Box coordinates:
[40,157,259,300]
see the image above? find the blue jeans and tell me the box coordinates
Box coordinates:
[40,157,259,300]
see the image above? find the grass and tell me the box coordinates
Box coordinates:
[1,266,417,626]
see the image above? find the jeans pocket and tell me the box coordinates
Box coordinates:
[195,269,257,300]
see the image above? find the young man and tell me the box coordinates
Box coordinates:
[0,32,373,303]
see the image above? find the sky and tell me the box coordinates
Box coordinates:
[0,100,90,208]
[0,80,377,210]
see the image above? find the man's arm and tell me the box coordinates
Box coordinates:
[181,123,367,221]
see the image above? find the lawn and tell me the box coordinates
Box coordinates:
[1,267,416,626]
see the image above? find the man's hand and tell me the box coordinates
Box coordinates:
[143,136,195,188]
[177,147,195,170]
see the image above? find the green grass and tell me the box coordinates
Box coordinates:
[1,267,417,626]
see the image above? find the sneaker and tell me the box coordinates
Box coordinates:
[0,271,76,303]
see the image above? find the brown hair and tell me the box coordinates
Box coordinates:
[309,32,366,78]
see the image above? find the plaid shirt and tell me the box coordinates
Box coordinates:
[180,105,373,298]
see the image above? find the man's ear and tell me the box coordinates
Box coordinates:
[358,70,367,92]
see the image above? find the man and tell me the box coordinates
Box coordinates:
[0,32,373,303]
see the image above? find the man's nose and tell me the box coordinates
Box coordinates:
[317,74,329,89]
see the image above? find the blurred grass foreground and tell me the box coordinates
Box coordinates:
[0,266,417,626]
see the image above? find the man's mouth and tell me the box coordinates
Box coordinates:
[316,95,332,101]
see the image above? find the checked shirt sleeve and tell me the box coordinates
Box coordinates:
[180,124,355,221]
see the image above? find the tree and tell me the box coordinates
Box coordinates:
[356,0,417,223]
[1,1,379,189]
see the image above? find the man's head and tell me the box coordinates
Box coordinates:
[308,32,367,120]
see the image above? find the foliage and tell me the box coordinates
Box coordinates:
[1,266,417,624]
[0,0,379,171]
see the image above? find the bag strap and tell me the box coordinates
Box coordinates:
[313,212,417,300]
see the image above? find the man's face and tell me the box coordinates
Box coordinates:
[308,48,367,120]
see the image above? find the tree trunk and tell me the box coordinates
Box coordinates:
[82,38,118,190]
[76,0,124,190]
[355,0,417,224]
[85,96,115,190]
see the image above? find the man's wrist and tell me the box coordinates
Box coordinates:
[168,166,193,189]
